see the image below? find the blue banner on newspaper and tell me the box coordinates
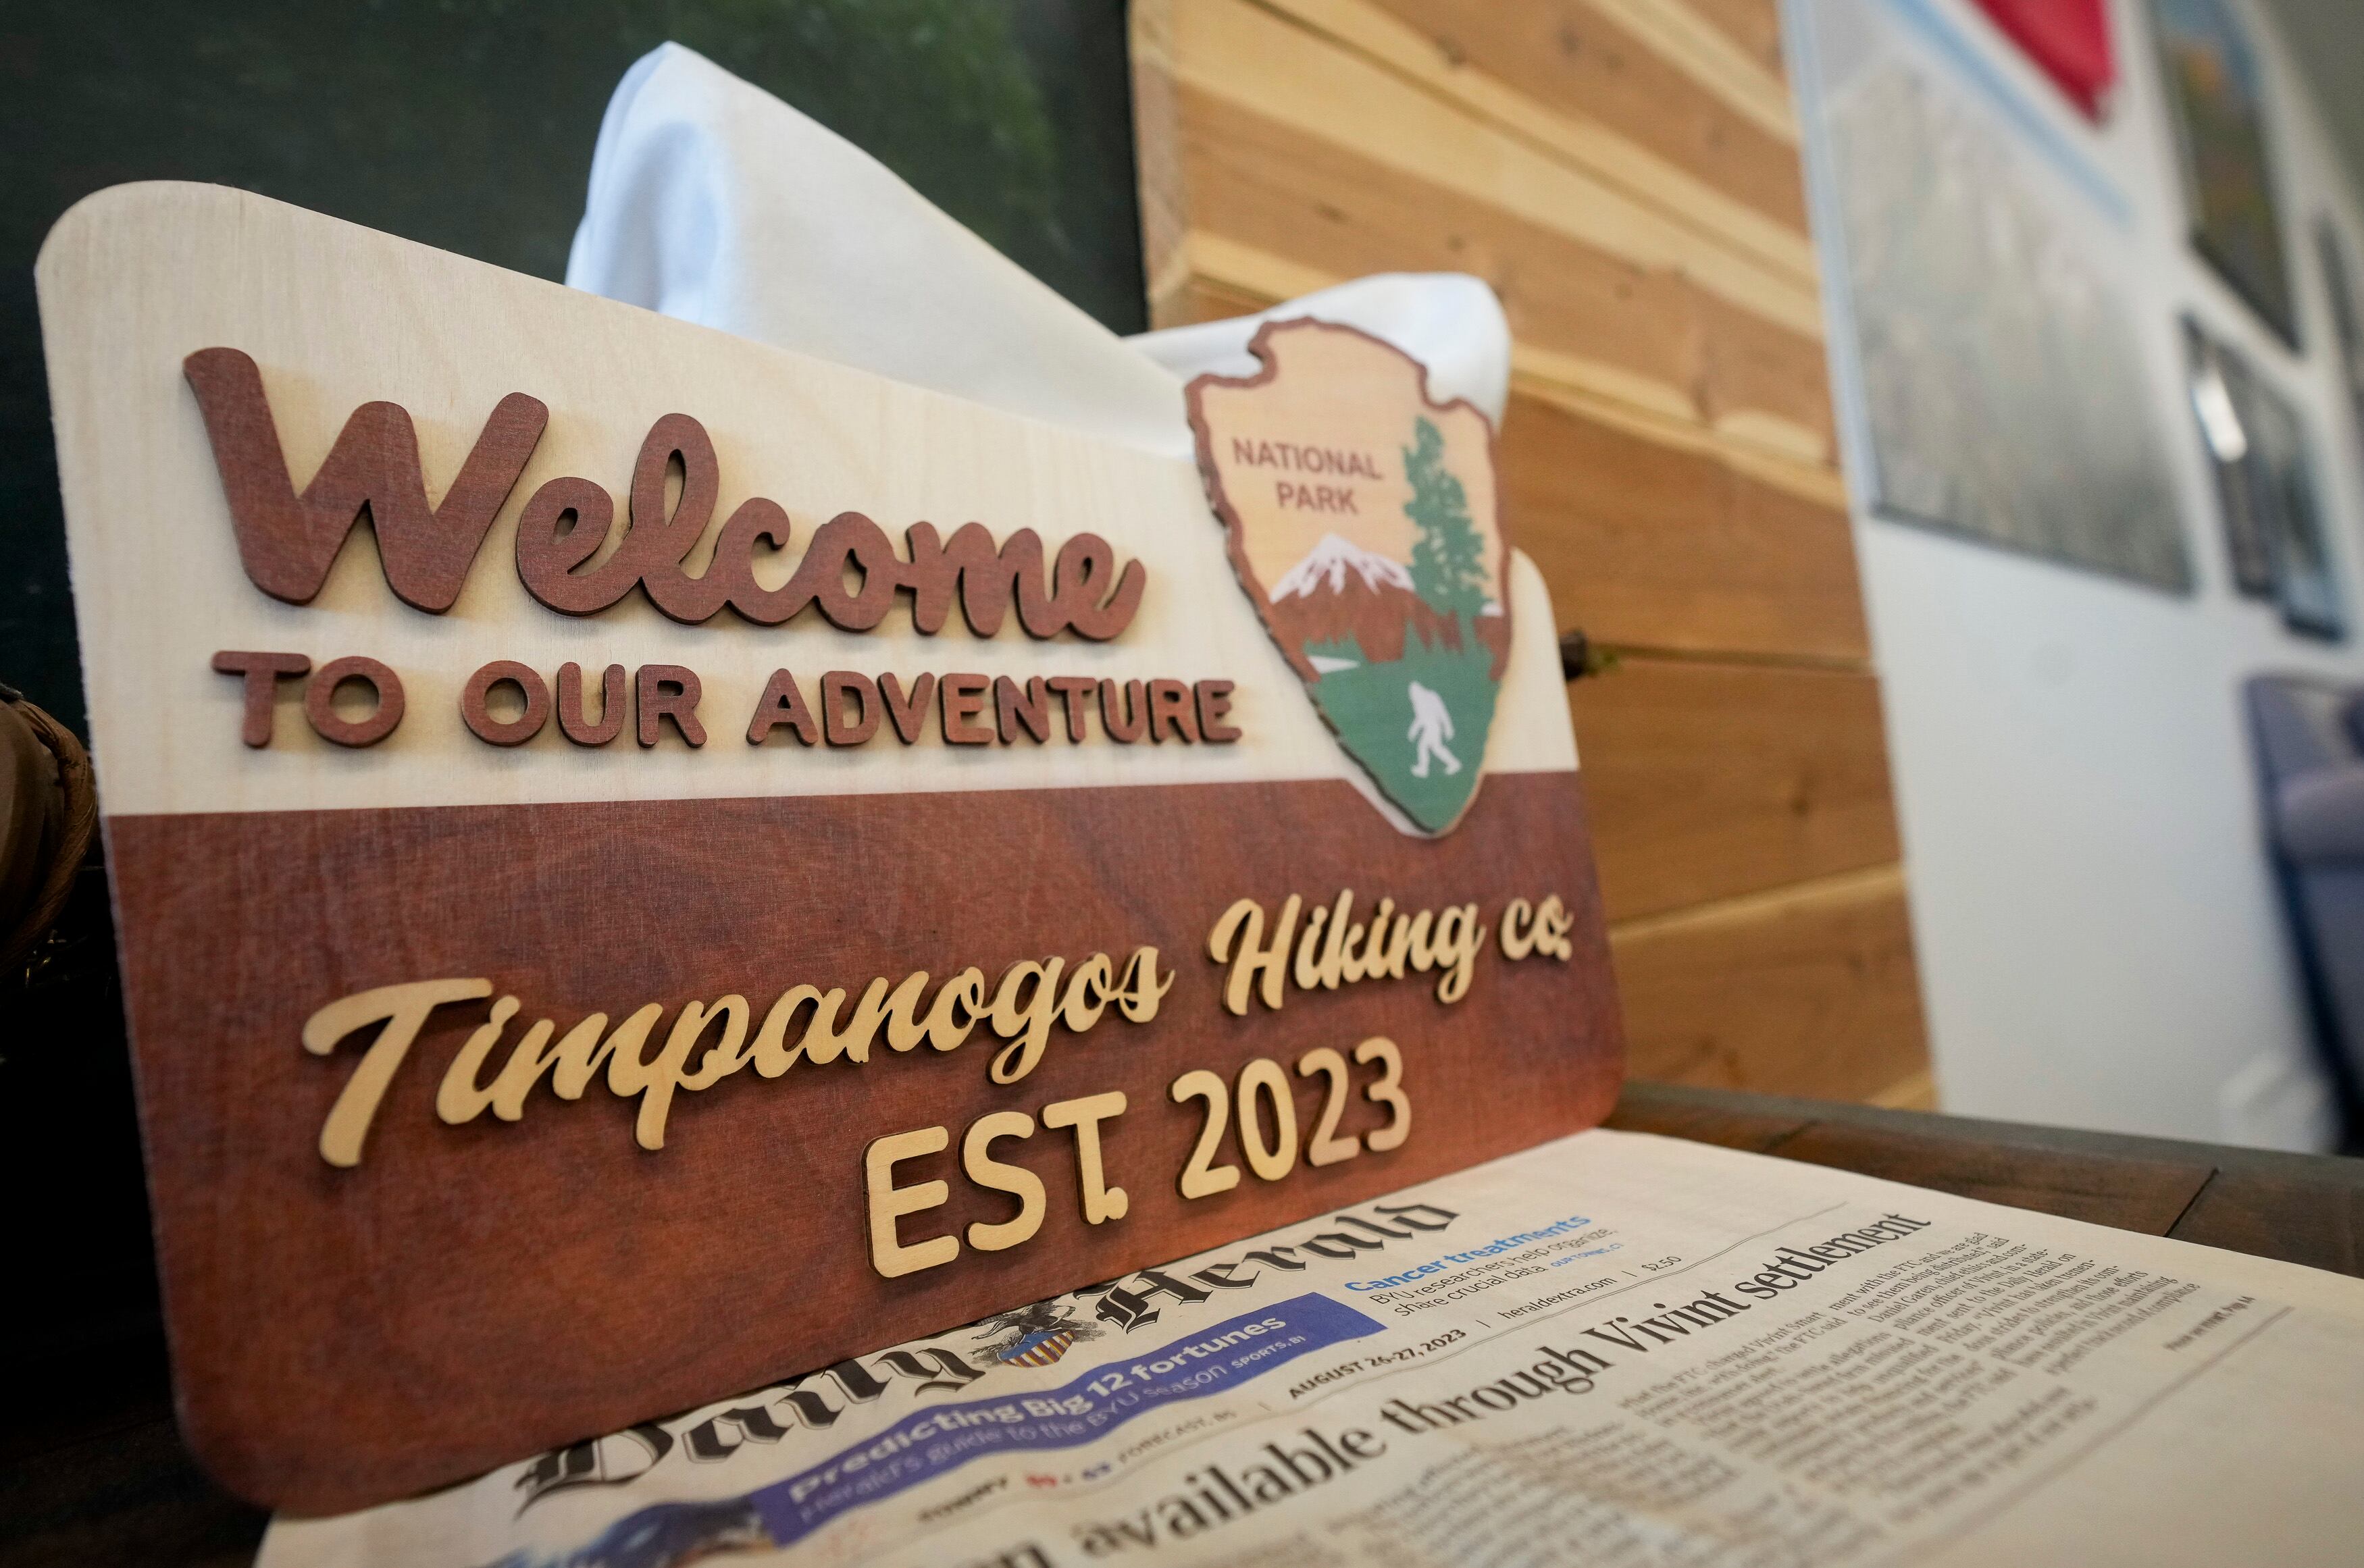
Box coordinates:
[485,1295,1381,1568]
[748,1292,1379,1548]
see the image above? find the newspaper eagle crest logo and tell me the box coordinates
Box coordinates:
[973,1301,1100,1369]
[1187,319,1509,835]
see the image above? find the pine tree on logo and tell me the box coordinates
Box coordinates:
[1404,416,1488,642]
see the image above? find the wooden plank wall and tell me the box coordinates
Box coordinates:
[1131,0,1933,1105]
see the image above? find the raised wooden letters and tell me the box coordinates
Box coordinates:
[182,347,546,612]
[184,346,1147,639]
[301,656,404,748]
[209,649,311,747]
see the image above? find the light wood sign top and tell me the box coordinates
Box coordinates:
[37,182,1620,1514]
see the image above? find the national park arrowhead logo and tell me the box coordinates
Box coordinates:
[1187,319,1508,835]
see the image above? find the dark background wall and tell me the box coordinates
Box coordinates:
[0,0,1141,1445]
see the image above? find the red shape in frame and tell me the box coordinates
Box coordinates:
[1971,0,2114,121]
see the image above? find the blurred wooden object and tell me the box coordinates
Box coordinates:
[0,691,95,974]
[1132,0,1929,1103]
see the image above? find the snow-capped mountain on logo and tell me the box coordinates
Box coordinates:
[1264,533,1508,672]
[1269,533,1414,600]
[1265,533,1445,666]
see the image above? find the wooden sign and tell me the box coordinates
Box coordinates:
[37,182,1621,1515]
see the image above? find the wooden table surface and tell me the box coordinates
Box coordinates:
[1608,1082,2364,1274]
[8,1081,2363,1567]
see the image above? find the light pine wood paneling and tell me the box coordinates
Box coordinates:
[1610,868,1929,1103]
[1148,236,1844,488]
[1583,0,1799,139]
[1156,275,1275,330]
[1132,0,1193,311]
[1164,0,1824,332]
[1259,0,1816,286]
[1168,83,1835,455]
[1502,389,1866,658]
[1568,660,1902,922]
[1679,0,1788,80]
[1131,0,1932,1103]
[1362,0,1808,235]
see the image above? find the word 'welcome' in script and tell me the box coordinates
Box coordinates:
[184,346,1148,636]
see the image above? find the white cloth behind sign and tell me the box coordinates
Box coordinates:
[565,43,1510,454]
[1129,277,1510,430]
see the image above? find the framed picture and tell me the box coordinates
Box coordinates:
[1814,7,2190,592]
[2184,319,2273,596]
[2253,380,2342,639]
[2151,0,2298,346]
[2317,219,2364,452]
[2184,315,2342,637]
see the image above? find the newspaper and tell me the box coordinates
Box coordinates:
[259,1129,2364,1567]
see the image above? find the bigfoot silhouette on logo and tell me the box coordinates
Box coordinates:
[1406,679,1462,779]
